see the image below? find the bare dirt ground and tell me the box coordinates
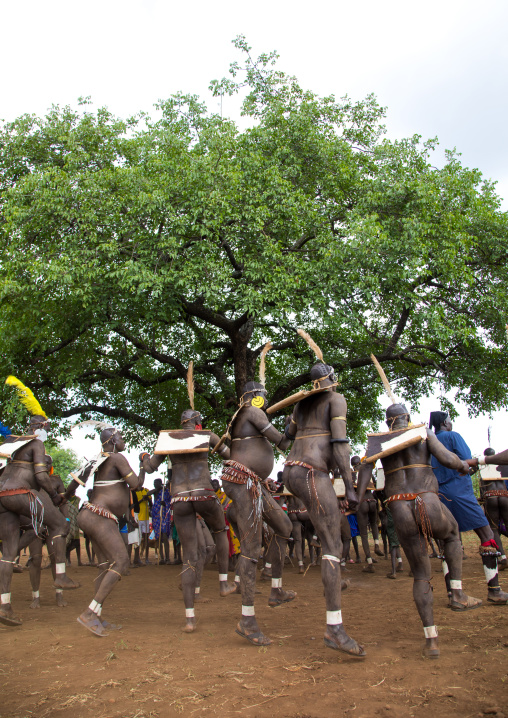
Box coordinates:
[1,533,507,718]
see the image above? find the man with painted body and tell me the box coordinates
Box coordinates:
[221,381,295,646]
[141,409,236,632]
[356,404,482,658]
[0,415,79,626]
[282,363,364,657]
[430,412,508,605]
[65,427,144,636]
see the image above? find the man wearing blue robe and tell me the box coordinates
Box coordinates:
[430,411,507,605]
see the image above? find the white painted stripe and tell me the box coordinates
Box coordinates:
[484,566,498,583]
[326,610,342,625]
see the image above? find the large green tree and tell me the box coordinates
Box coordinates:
[1,37,507,445]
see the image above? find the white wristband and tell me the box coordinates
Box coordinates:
[242,605,255,616]
[326,610,342,625]
[424,625,438,638]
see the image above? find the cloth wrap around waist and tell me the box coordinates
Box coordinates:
[385,490,437,554]
[221,460,267,527]
[484,489,508,499]
[82,501,119,524]
[0,487,45,537]
[284,460,330,515]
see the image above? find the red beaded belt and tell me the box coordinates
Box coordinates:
[385,491,436,554]
[284,461,329,515]
[221,459,264,486]
[484,489,508,499]
[0,488,34,497]
[82,501,118,524]
[171,493,218,506]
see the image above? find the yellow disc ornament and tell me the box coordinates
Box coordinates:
[251,395,265,409]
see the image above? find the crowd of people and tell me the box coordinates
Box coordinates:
[1,340,507,659]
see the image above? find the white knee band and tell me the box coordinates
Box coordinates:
[55,563,66,574]
[367,557,373,564]
[272,578,282,588]
[185,608,195,618]
[195,587,200,594]
[326,610,342,625]
[55,589,63,594]
[265,563,271,569]
[32,591,40,599]
[1,593,11,604]
[219,573,228,582]
[450,580,462,590]
[242,605,255,616]
[423,625,438,638]
[89,599,101,613]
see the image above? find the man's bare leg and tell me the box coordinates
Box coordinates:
[285,470,364,657]
[198,501,237,597]
[0,511,22,625]
[76,512,129,636]
[262,490,296,607]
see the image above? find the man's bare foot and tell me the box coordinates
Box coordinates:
[260,567,272,580]
[182,616,196,633]
[386,573,396,579]
[374,547,384,557]
[235,619,271,646]
[220,581,238,597]
[355,558,362,564]
[30,597,41,609]
[362,564,374,573]
[341,579,350,591]
[56,593,68,607]
[195,594,212,603]
[396,563,403,573]
[54,575,80,590]
[234,582,241,594]
[0,606,22,626]
[487,588,508,604]
[298,565,305,574]
[450,589,482,611]
[77,611,109,636]
[13,564,24,574]
[423,637,440,658]
[324,624,365,657]
[268,587,297,607]
[101,618,122,630]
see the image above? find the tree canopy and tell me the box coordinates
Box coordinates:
[1,37,507,446]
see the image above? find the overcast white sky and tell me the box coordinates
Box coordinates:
[3,0,508,470]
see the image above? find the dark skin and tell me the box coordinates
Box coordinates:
[469,449,508,568]
[0,420,78,626]
[356,409,481,659]
[68,431,143,637]
[142,418,236,633]
[287,495,308,573]
[223,389,294,646]
[282,378,364,657]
